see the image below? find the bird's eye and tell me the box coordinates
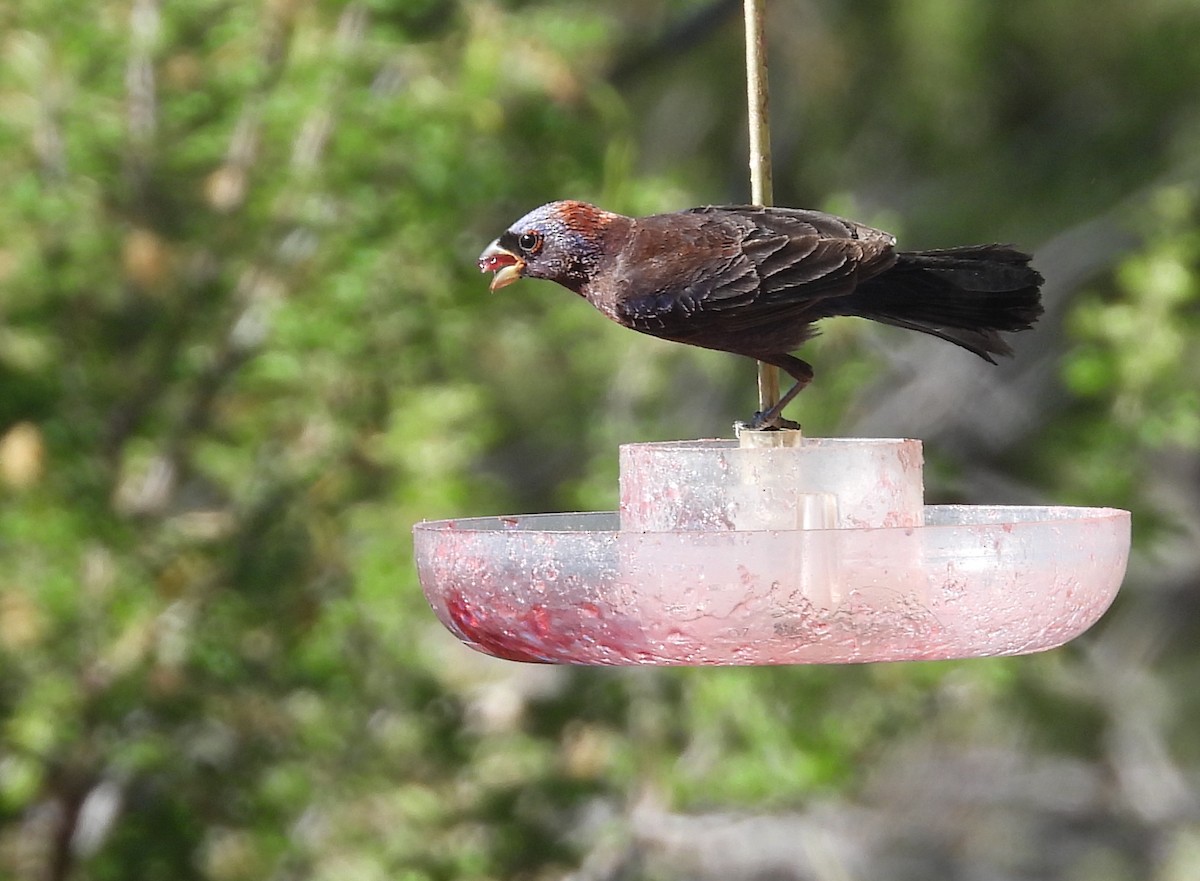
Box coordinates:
[518,231,542,254]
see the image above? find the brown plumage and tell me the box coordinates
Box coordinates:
[478,200,1044,428]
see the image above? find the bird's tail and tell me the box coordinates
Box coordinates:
[837,245,1045,362]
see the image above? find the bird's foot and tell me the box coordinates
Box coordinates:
[739,411,802,432]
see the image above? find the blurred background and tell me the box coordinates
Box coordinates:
[1,1,1198,878]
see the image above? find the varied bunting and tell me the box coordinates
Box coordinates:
[478,201,1043,429]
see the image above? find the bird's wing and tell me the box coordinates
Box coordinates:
[612,206,897,338]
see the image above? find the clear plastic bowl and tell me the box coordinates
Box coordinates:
[414,505,1129,665]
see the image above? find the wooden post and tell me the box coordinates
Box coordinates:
[743,0,779,418]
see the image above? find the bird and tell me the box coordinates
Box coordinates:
[478,201,1044,429]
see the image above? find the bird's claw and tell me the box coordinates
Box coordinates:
[740,411,802,432]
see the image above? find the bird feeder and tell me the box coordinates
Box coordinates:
[412,1,1130,664]
[413,432,1129,665]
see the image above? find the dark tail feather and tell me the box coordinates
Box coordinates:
[837,245,1045,363]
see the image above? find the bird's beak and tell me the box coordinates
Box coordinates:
[477,240,525,292]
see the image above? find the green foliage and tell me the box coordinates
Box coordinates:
[1,1,1198,879]
[1067,186,1200,448]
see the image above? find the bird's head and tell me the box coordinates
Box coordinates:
[478,201,622,293]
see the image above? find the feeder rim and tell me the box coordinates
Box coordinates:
[413,505,1130,536]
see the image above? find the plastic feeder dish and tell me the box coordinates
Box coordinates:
[413,435,1129,665]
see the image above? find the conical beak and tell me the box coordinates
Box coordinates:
[477,240,525,292]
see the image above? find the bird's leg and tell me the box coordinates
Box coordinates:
[746,355,813,430]
[750,383,804,430]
